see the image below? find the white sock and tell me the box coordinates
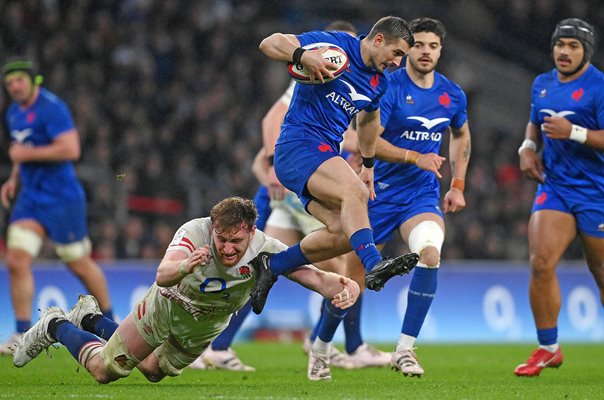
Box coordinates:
[312,337,331,357]
[539,343,559,352]
[396,333,416,352]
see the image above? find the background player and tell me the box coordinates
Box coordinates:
[12,197,360,383]
[250,16,418,317]
[0,59,113,355]
[515,18,604,377]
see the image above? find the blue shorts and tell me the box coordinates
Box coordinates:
[10,190,89,244]
[253,185,271,231]
[369,196,443,245]
[531,182,604,237]
[274,138,339,209]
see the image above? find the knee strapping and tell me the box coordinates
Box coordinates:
[7,225,43,257]
[101,332,140,378]
[408,221,444,268]
[55,237,92,262]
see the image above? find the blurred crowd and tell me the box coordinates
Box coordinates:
[1,0,597,261]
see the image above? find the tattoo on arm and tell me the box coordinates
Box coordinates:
[463,141,471,161]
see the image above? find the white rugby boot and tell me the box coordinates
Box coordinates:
[346,343,391,368]
[391,348,424,377]
[66,294,102,329]
[202,347,255,371]
[0,333,23,355]
[13,307,65,367]
[307,349,332,381]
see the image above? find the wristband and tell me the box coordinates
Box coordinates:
[450,177,465,192]
[267,155,274,166]
[292,47,307,64]
[403,149,420,164]
[569,124,588,144]
[517,139,537,155]
[178,260,190,278]
[362,156,375,168]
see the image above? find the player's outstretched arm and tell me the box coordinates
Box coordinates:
[286,265,360,309]
[155,245,212,287]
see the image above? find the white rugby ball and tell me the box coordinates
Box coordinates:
[287,43,349,84]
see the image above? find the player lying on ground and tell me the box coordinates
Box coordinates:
[12,197,359,384]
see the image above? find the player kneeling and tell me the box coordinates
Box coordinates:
[12,197,359,384]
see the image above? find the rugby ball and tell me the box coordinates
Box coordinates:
[287,43,349,84]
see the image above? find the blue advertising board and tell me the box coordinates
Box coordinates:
[1,261,602,344]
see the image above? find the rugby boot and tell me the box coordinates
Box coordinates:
[365,252,419,291]
[249,252,278,314]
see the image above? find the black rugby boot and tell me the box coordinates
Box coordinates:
[365,252,419,291]
[249,252,278,314]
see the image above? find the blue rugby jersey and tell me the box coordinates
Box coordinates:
[278,30,388,149]
[529,64,604,197]
[373,67,467,204]
[6,87,84,202]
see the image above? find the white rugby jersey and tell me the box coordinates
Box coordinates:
[160,217,286,320]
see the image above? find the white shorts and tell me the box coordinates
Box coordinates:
[267,192,324,235]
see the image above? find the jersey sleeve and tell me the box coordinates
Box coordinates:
[167,218,210,255]
[46,100,76,139]
[528,78,541,125]
[451,89,468,130]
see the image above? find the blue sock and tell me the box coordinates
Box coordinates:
[212,301,252,350]
[343,294,363,354]
[317,301,348,343]
[310,300,326,342]
[82,315,119,341]
[401,267,438,337]
[537,327,558,346]
[267,243,310,276]
[102,309,114,321]
[55,321,103,362]
[16,320,31,333]
[350,229,382,272]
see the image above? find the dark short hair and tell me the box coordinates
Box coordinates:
[210,196,257,233]
[367,16,414,47]
[409,18,447,42]
[325,20,357,36]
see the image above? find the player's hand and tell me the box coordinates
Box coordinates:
[301,47,338,83]
[541,116,572,140]
[1,178,18,209]
[415,153,446,178]
[346,151,362,174]
[359,166,376,200]
[267,166,285,201]
[331,276,360,309]
[443,188,466,213]
[186,245,213,274]
[519,148,545,183]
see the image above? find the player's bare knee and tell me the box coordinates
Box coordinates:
[529,253,556,277]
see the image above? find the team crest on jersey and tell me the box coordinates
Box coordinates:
[406,95,414,104]
[438,92,451,108]
[540,89,547,98]
[571,88,584,101]
[370,74,379,90]
[239,265,252,279]
[598,223,604,232]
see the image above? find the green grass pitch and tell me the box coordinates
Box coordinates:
[2,342,602,399]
